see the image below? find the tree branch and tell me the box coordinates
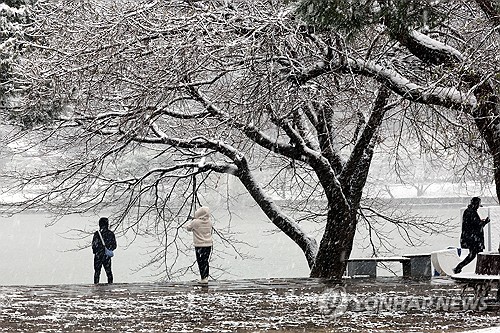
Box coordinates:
[474,0,500,30]
[291,55,477,110]
[341,85,392,185]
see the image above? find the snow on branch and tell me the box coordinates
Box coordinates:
[347,57,477,110]
[187,87,304,161]
[147,121,245,164]
[409,30,463,62]
[0,3,27,16]
[294,56,477,111]
[400,30,464,66]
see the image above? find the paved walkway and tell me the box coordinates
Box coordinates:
[0,277,499,332]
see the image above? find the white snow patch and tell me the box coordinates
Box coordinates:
[0,3,26,16]
[460,328,500,333]
[350,57,477,108]
[410,30,463,62]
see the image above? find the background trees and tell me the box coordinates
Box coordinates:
[0,0,31,107]
[0,0,497,279]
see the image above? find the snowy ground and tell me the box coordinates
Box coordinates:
[464,329,500,333]
[0,277,499,332]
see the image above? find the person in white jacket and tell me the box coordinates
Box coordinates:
[186,206,213,283]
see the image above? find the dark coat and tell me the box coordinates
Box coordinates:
[460,206,488,251]
[92,228,117,257]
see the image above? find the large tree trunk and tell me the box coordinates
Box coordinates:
[309,202,357,279]
[309,86,391,279]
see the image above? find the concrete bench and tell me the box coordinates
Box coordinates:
[347,254,431,279]
[403,253,432,279]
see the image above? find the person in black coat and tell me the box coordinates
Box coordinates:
[92,217,117,284]
[453,197,490,274]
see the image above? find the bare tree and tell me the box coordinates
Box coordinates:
[297,0,500,200]
[1,0,487,279]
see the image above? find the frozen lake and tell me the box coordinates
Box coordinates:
[0,203,499,286]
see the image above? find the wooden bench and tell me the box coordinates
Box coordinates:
[347,254,432,278]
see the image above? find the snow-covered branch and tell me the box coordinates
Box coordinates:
[292,55,477,110]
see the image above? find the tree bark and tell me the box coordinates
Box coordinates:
[310,202,356,279]
[465,75,500,201]
[309,86,391,279]
[236,158,319,268]
[474,0,500,29]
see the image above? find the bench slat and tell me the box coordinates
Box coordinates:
[348,257,410,262]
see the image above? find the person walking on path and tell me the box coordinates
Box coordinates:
[92,217,117,284]
[453,197,490,274]
[186,206,213,283]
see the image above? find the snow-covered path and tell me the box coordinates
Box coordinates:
[0,277,498,332]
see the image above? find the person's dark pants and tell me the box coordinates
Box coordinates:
[94,254,113,284]
[195,246,212,280]
[455,248,480,272]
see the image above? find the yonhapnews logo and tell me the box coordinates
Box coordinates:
[319,287,488,318]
